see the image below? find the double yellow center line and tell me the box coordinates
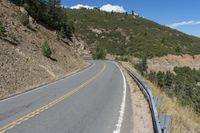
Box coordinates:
[0,63,106,133]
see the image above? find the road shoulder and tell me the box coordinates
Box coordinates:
[120,62,154,133]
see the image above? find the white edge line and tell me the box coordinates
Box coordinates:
[111,61,127,133]
[0,62,95,102]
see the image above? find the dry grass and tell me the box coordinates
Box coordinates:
[121,61,200,133]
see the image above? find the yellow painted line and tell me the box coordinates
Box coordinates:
[0,63,106,133]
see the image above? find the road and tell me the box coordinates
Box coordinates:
[0,61,133,133]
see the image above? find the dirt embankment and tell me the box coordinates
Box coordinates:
[148,54,200,72]
[0,0,85,98]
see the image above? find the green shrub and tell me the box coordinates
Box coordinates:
[92,45,106,60]
[0,21,6,36]
[146,67,200,114]
[56,27,66,41]
[20,13,29,26]
[134,56,148,75]
[42,41,52,58]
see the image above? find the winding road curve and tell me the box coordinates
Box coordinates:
[0,61,133,133]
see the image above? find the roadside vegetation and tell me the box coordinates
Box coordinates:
[42,41,52,58]
[123,62,200,133]
[135,58,200,114]
[134,56,147,76]
[20,13,29,26]
[147,67,200,114]
[66,9,200,58]
[92,44,106,59]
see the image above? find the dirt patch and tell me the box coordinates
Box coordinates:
[148,54,200,72]
[121,62,154,133]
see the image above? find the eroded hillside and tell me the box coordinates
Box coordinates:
[148,54,200,72]
[0,0,85,98]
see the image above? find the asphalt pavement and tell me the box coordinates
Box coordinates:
[0,60,133,133]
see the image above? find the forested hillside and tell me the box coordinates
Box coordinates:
[66,9,200,58]
[9,0,74,40]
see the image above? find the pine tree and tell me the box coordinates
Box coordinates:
[164,71,173,88]
[157,71,165,88]
[135,56,148,75]
[132,10,134,15]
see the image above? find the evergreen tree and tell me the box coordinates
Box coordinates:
[156,71,165,88]
[164,71,173,88]
[92,44,106,59]
[9,0,74,40]
[132,10,134,15]
[135,56,148,75]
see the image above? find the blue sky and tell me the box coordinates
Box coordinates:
[61,0,200,37]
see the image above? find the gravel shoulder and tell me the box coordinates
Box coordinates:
[121,61,154,133]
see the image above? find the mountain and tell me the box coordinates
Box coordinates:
[66,8,200,58]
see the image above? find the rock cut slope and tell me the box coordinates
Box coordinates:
[0,0,85,98]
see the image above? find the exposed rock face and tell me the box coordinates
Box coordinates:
[147,54,200,72]
[0,0,85,98]
[90,28,102,34]
[67,36,91,59]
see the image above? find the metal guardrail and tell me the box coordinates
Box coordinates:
[126,68,162,133]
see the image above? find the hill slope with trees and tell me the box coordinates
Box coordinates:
[66,8,200,58]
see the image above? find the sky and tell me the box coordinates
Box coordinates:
[61,0,200,37]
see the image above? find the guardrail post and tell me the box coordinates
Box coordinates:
[159,114,172,133]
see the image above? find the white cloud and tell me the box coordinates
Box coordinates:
[70,3,126,13]
[167,20,200,28]
[133,12,138,16]
[100,4,126,13]
[70,4,94,9]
